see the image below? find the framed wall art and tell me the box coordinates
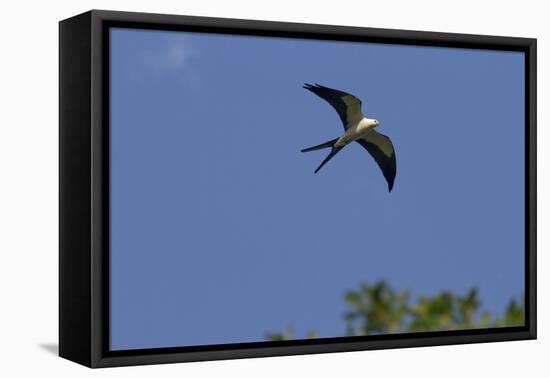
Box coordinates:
[59,9,536,368]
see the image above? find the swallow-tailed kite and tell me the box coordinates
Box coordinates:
[301,83,397,192]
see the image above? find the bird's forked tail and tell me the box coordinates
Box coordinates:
[300,138,339,152]
[301,138,343,174]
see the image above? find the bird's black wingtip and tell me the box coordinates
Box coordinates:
[303,83,324,90]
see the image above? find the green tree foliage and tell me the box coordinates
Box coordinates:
[266,280,524,341]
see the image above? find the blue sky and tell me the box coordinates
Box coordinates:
[109,28,525,350]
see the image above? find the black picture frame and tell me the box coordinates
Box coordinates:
[59,9,537,368]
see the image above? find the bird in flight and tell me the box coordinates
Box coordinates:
[301,83,397,192]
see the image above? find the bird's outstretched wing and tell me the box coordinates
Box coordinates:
[356,131,397,192]
[303,83,364,129]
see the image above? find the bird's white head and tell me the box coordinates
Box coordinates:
[372,119,380,127]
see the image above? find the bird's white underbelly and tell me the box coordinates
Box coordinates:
[334,120,375,147]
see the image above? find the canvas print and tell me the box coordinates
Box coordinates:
[108,27,525,351]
